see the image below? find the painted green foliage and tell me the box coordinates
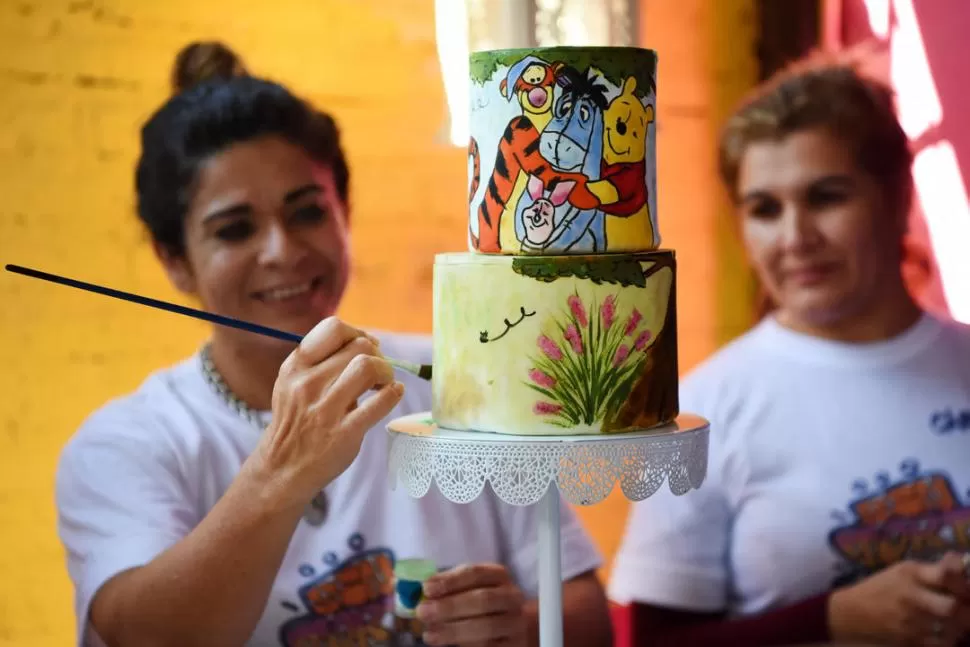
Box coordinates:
[512,254,674,288]
[470,47,657,97]
[512,257,645,287]
[525,292,654,428]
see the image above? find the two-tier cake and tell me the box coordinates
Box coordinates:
[432,46,677,436]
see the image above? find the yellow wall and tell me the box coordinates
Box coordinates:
[0,1,756,644]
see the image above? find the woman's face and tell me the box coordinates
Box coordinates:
[160,135,350,344]
[736,128,905,328]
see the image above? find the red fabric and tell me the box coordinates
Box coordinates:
[609,594,832,647]
[598,159,648,217]
[610,604,633,647]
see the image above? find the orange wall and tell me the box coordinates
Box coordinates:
[0,1,756,644]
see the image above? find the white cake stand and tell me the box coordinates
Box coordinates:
[386,411,710,647]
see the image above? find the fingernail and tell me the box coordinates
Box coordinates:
[393,381,405,395]
[364,332,381,347]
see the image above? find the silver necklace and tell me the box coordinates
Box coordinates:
[199,343,328,526]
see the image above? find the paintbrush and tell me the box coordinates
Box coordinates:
[4,263,433,381]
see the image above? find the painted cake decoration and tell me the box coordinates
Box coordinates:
[468,48,658,255]
[480,306,536,344]
[526,291,654,428]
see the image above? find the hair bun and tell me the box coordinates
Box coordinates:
[171,41,248,95]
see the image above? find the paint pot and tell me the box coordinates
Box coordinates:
[393,558,437,618]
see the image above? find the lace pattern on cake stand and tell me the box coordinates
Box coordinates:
[387,419,709,507]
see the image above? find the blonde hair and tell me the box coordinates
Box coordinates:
[718,53,913,215]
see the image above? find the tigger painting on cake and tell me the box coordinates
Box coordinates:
[467,47,659,255]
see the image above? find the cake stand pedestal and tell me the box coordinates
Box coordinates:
[386,412,710,647]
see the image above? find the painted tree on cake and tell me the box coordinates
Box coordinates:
[525,291,654,428]
[469,47,657,98]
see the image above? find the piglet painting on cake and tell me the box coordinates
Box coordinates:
[467,46,660,256]
[517,175,576,248]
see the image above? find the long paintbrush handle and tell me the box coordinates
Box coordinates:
[3,263,432,380]
[5,264,303,343]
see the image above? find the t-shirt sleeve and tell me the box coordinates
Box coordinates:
[606,368,737,612]
[493,495,603,600]
[55,407,199,646]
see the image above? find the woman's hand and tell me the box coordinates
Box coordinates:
[828,551,970,646]
[249,316,404,509]
[418,563,528,646]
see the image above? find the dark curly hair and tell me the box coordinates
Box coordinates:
[136,41,350,256]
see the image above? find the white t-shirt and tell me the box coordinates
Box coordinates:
[56,331,602,647]
[608,313,970,617]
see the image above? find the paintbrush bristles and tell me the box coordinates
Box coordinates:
[385,357,433,382]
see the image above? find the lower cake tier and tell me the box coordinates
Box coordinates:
[432,250,678,436]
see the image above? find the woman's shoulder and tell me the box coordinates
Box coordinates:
[676,320,783,451]
[932,314,970,349]
[60,355,206,466]
[681,321,777,394]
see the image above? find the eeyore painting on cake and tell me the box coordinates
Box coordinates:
[467,46,659,256]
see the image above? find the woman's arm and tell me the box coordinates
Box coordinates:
[632,594,830,647]
[90,459,305,647]
[63,319,403,647]
[632,553,970,647]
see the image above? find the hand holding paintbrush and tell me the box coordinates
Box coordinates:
[4,264,433,381]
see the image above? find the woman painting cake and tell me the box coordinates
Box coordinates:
[53,41,613,647]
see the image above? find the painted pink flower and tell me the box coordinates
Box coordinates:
[600,295,616,330]
[634,329,652,350]
[567,294,588,327]
[528,368,556,389]
[537,334,563,361]
[564,324,583,354]
[613,344,630,367]
[624,309,643,336]
[534,401,563,415]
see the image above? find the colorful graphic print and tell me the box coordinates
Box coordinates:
[931,407,970,435]
[278,533,427,647]
[468,48,657,255]
[828,460,970,587]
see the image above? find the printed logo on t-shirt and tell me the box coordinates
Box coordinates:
[827,459,970,587]
[931,407,970,435]
[277,532,427,646]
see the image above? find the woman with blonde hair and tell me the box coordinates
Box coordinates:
[609,56,970,646]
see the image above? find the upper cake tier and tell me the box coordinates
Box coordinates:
[467,46,659,256]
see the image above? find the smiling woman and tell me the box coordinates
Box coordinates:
[155,135,351,406]
[609,56,970,647]
[53,41,613,647]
